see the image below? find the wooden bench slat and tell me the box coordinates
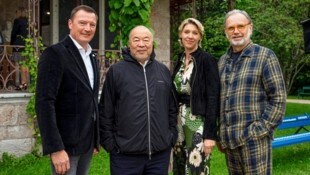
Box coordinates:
[278,115,310,130]
[272,132,310,148]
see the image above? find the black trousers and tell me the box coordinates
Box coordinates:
[110,148,172,175]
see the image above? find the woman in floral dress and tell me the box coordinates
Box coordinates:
[172,18,220,175]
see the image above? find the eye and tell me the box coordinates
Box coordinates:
[79,21,86,25]
[192,31,198,35]
[184,30,190,34]
[90,23,96,28]
[226,23,249,32]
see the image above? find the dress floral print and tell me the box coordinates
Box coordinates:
[173,55,211,175]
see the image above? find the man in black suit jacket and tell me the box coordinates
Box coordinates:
[36,5,99,175]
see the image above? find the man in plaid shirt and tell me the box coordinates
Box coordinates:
[218,9,286,175]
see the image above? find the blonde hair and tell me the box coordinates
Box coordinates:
[178,18,204,47]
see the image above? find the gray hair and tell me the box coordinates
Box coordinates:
[224,9,252,27]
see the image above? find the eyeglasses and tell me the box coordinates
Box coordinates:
[226,23,250,33]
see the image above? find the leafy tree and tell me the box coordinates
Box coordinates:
[236,0,310,94]
[170,0,310,94]
[108,0,154,48]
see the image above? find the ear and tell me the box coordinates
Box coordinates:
[68,19,72,29]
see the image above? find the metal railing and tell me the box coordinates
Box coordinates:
[0,46,121,93]
[1,47,172,93]
[0,45,25,92]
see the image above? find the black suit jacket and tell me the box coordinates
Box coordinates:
[10,17,28,46]
[36,36,100,156]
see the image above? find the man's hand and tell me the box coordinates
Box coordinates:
[93,148,99,154]
[216,142,226,153]
[203,139,215,155]
[50,150,70,175]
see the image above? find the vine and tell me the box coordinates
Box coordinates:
[20,36,45,155]
[108,0,154,48]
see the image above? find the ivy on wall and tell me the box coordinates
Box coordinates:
[108,0,154,48]
[21,36,45,154]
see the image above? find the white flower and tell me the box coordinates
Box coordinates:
[197,126,203,135]
[204,165,210,175]
[196,142,203,152]
[189,148,202,167]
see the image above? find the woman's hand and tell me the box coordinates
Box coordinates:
[203,139,216,155]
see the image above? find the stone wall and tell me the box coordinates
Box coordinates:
[0,93,35,158]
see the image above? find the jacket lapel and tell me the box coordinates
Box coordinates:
[62,36,93,92]
[90,52,99,92]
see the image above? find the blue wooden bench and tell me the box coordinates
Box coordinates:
[272,113,310,148]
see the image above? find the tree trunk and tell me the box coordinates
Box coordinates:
[228,0,236,11]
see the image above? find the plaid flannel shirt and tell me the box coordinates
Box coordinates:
[218,42,286,149]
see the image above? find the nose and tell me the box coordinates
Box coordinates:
[84,24,91,31]
[233,28,241,34]
[137,40,145,47]
[188,32,194,38]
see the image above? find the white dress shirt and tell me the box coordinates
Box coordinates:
[69,35,94,89]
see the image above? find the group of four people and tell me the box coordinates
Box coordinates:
[35,5,286,175]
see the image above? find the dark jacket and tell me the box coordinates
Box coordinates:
[99,48,178,155]
[10,17,28,47]
[172,47,220,140]
[36,36,100,156]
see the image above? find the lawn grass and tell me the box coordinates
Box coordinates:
[0,102,309,175]
[287,95,310,100]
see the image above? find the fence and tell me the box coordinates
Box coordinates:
[0,46,122,93]
[1,46,175,93]
[0,45,25,92]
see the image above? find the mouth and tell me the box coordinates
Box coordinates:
[82,33,92,37]
[232,35,243,39]
[137,49,147,52]
[184,40,195,45]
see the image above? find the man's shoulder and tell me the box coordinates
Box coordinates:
[43,42,65,54]
[251,43,274,53]
[153,59,170,71]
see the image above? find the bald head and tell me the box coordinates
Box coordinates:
[128,25,154,64]
[129,25,154,41]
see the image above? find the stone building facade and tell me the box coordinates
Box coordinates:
[0,93,35,157]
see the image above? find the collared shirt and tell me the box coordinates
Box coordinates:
[218,42,286,149]
[70,35,94,89]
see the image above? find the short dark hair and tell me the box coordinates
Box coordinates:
[70,5,98,20]
[16,7,27,18]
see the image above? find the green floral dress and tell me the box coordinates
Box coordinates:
[173,56,211,175]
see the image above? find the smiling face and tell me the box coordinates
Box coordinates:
[128,26,153,64]
[68,9,97,49]
[225,13,252,52]
[180,23,201,53]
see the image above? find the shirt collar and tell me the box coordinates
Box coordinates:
[69,35,92,55]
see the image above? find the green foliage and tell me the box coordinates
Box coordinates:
[170,1,228,61]
[20,36,45,151]
[108,0,154,48]
[171,0,310,94]
[235,0,310,94]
